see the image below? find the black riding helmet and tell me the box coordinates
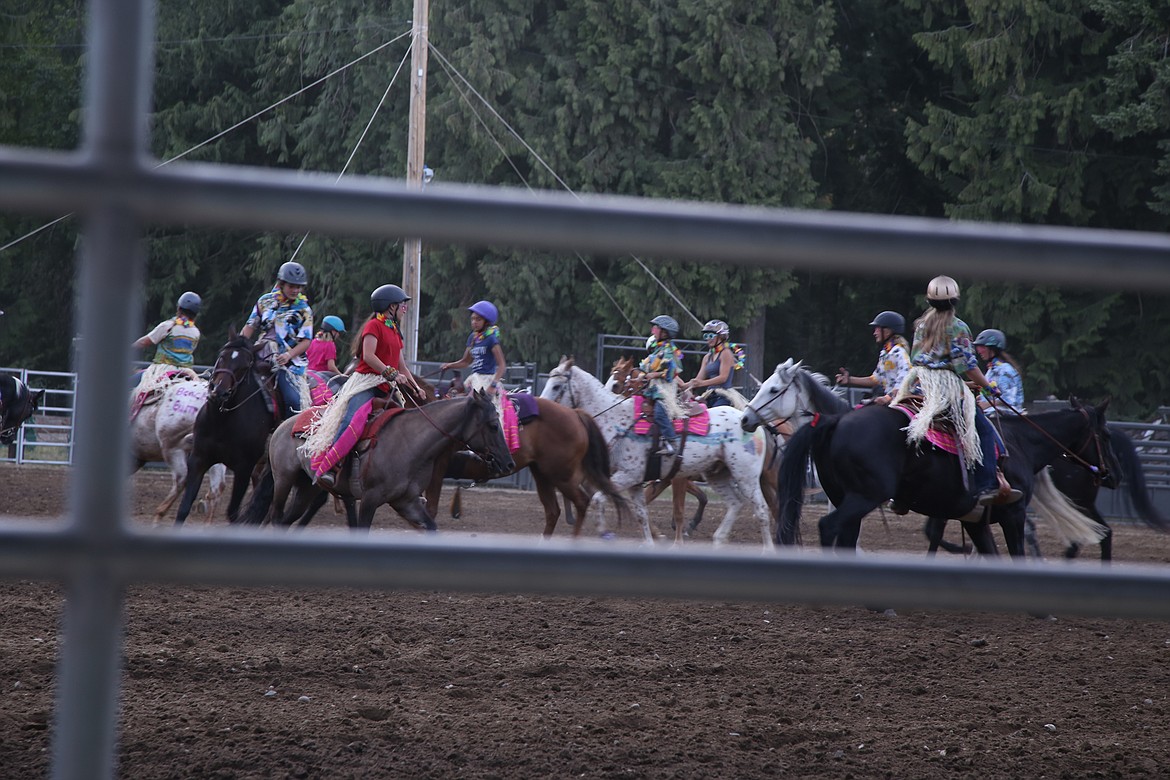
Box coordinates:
[371,284,410,312]
[868,311,904,334]
[277,261,308,286]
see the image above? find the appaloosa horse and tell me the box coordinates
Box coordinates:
[541,356,771,548]
[129,375,225,521]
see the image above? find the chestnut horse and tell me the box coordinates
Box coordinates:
[424,392,630,537]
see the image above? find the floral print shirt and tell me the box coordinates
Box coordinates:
[984,357,1024,416]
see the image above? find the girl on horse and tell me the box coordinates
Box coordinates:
[301,284,422,490]
[973,328,1024,418]
[640,315,683,456]
[440,300,506,411]
[306,315,347,373]
[131,291,202,403]
[240,261,314,419]
[894,276,1021,506]
[835,310,912,406]
[682,319,743,408]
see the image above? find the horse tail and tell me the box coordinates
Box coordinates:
[776,415,842,545]
[1109,425,1170,531]
[576,410,630,521]
[238,465,274,525]
[1031,469,1110,548]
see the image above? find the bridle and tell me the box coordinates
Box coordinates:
[402,392,510,474]
[995,397,1113,487]
[209,345,263,412]
[745,372,808,430]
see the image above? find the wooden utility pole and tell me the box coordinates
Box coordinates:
[402,0,429,366]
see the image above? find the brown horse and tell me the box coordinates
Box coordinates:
[424,392,630,537]
[604,356,784,537]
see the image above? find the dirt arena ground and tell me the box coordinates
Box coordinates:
[2,464,1170,779]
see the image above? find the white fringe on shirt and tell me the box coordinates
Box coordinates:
[298,372,386,458]
[894,367,982,467]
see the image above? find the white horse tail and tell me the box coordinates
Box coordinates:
[1030,469,1109,547]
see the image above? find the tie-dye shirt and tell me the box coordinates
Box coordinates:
[984,357,1024,416]
[639,340,682,401]
[145,316,201,368]
[910,317,978,375]
[246,286,313,372]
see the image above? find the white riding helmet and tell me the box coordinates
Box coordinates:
[926,275,960,301]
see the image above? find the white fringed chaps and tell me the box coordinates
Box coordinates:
[894,367,982,467]
[298,372,386,458]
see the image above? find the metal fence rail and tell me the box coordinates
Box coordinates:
[2,1,1170,778]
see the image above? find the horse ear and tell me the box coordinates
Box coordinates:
[32,389,44,410]
[777,358,793,372]
[228,324,237,341]
[1097,396,1111,413]
[1069,395,1082,410]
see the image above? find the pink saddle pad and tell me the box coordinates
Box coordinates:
[632,396,710,436]
[891,405,960,455]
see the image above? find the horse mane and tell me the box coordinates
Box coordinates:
[794,368,852,414]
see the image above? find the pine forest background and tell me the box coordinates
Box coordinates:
[1,0,1168,415]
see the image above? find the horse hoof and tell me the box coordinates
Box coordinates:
[197,500,208,515]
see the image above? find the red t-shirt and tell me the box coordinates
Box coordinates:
[355,317,403,381]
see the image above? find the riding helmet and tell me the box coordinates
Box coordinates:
[868,311,904,334]
[371,284,410,311]
[973,328,1007,350]
[277,261,308,286]
[321,315,346,333]
[468,300,499,325]
[701,319,730,338]
[926,275,960,302]
[176,291,202,315]
[650,314,679,339]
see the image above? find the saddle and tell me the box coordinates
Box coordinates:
[632,396,709,436]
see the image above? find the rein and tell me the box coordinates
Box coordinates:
[994,398,1110,482]
[210,346,264,412]
[401,393,504,468]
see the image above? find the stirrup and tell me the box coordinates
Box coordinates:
[314,470,338,490]
[655,441,676,457]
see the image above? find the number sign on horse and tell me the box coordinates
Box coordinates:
[540,356,772,548]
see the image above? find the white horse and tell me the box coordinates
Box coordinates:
[540,356,772,548]
[741,358,852,433]
[130,377,226,521]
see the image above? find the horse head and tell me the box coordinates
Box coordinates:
[1069,396,1117,488]
[208,336,260,406]
[463,390,515,477]
[0,378,43,445]
[540,355,577,406]
[741,358,805,432]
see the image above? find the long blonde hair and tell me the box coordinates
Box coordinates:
[914,304,955,356]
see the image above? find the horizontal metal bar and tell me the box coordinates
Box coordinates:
[2,523,1170,620]
[2,150,1169,290]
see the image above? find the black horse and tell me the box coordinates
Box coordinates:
[921,400,1116,557]
[1051,424,1170,561]
[174,333,279,525]
[0,374,44,446]
[776,397,1114,552]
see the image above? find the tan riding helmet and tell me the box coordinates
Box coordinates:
[926,275,960,301]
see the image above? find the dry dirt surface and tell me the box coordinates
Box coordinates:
[3,464,1170,779]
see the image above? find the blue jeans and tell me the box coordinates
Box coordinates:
[652,398,678,443]
[276,369,303,419]
[973,407,1003,494]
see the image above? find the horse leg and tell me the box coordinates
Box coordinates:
[995,506,1029,558]
[154,447,188,521]
[174,452,214,525]
[294,490,330,529]
[685,481,708,537]
[959,519,1000,555]
[202,464,227,521]
[923,517,972,555]
[390,496,438,532]
[225,464,254,524]
[818,494,876,550]
[706,478,746,549]
[532,473,562,537]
